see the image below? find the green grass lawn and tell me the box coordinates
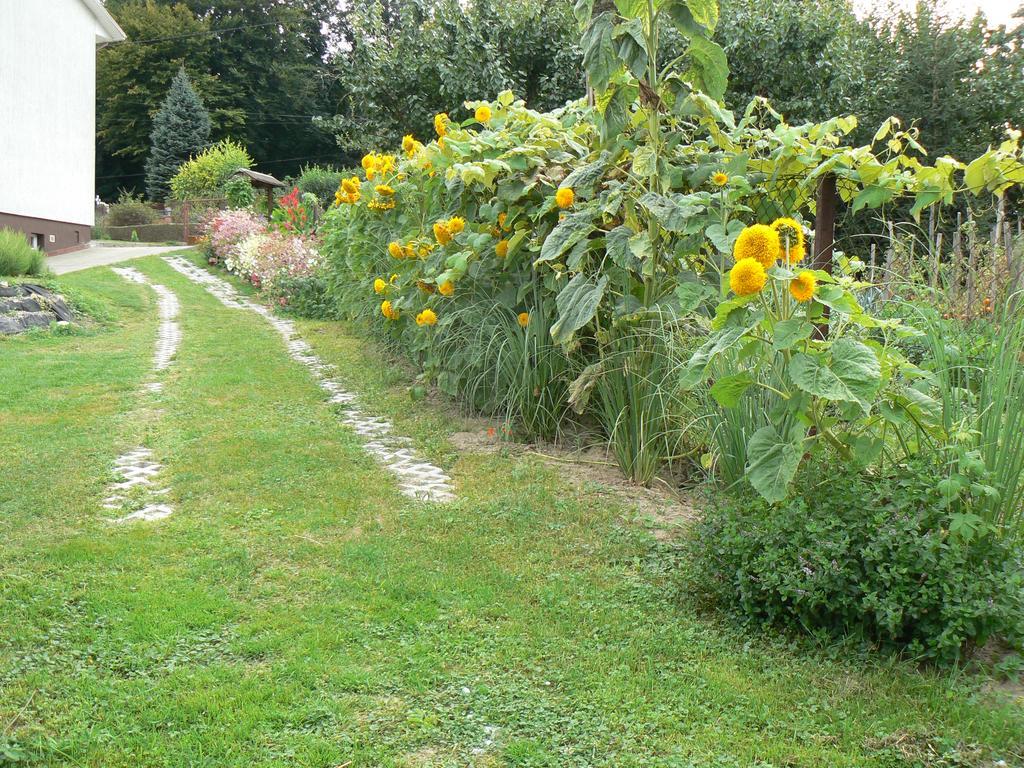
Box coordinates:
[1,253,1021,767]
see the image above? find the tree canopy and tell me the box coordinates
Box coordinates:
[145,67,212,201]
[96,0,1024,199]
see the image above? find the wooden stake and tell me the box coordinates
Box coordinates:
[967,213,977,321]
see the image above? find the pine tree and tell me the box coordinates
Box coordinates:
[144,68,211,201]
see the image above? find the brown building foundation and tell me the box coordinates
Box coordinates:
[0,212,91,256]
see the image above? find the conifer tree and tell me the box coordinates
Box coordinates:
[144,68,211,201]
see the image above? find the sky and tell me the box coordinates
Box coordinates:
[854,0,1023,27]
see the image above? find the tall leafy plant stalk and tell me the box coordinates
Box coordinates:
[924,299,1024,536]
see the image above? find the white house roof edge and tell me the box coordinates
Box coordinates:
[80,0,127,43]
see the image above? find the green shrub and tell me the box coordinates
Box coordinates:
[223,177,256,209]
[170,139,253,200]
[295,165,346,207]
[692,458,1024,665]
[104,192,159,228]
[0,229,45,276]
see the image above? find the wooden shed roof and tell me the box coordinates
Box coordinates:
[232,168,286,189]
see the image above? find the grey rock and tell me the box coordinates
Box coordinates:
[0,296,41,313]
[0,285,22,298]
[0,311,53,335]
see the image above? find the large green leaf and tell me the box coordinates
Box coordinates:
[632,145,657,178]
[605,225,641,272]
[581,12,619,93]
[681,321,756,388]
[536,211,595,264]
[745,425,803,503]
[686,36,729,101]
[613,18,648,80]
[675,280,714,312]
[828,338,881,412]
[789,340,880,413]
[561,154,609,191]
[663,0,717,35]
[710,371,754,408]
[772,318,813,351]
[684,0,718,30]
[551,273,609,345]
[600,82,635,143]
[638,192,703,232]
[789,352,855,402]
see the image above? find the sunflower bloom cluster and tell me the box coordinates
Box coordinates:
[433,221,451,245]
[772,217,806,264]
[729,258,767,297]
[434,113,450,138]
[555,187,575,209]
[368,196,396,213]
[789,270,817,302]
[401,134,423,158]
[416,308,438,326]
[433,216,466,245]
[361,152,396,181]
[380,300,399,321]
[334,176,361,206]
[734,224,781,269]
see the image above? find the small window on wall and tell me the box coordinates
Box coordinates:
[30,233,43,250]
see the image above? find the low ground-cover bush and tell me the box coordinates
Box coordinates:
[0,229,45,276]
[693,458,1024,664]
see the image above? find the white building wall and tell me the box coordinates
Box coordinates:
[0,0,107,227]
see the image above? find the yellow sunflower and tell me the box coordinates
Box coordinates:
[447,216,466,234]
[517,312,529,328]
[388,241,404,259]
[434,112,450,137]
[416,308,438,326]
[712,171,729,186]
[438,280,455,297]
[373,278,387,294]
[555,187,575,209]
[475,105,492,123]
[495,239,509,258]
[375,184,395,197]
[734,224,781,269]
[433,221,452,245]
[772,217,806,264]
[381,300,398,320]
[789,271,817,302]
[729,258,767,297]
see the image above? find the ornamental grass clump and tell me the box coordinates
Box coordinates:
[0,228,45,277]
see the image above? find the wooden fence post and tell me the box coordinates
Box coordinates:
[966,213,977,321]
[813,174,837,338]
[183,200,191,243]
